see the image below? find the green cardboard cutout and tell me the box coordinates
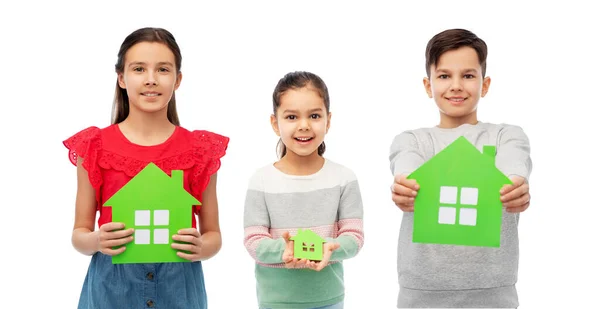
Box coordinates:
[407,136,512,247]
[103,162,201,264]
[290,229,325,261]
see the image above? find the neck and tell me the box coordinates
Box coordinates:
[438,110,478,129]
[277,151,325,176]
[118,109,175,146]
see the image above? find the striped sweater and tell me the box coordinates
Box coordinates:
[243,159,364,309]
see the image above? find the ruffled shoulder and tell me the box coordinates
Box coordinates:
[190,130,229,200]
[63,126,103,189]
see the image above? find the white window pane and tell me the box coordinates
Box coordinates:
[460,187,478,205]
[440,186,458,204]
[154,229,169,244]
[438,206,456,224]
[135,229,150,244]
[154,210,169,226]
[135,210,150,226]
[459,208,477,226]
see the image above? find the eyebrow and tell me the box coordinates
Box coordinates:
[128,61,174,67]
[435,68,478,74]
[282,108,324,113]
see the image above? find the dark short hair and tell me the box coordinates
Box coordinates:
[425,29,487,78]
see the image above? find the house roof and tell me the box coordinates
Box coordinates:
[104,162,200,209]
[408,136,510,185]
[290,229,325,243]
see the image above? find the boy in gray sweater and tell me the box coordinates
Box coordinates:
[389,29,533,308]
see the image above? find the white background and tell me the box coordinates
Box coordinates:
[1,1,598,308]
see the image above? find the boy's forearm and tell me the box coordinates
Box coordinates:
[72,228,99,256]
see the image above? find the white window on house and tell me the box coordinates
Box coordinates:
[438,186,478,226]
[134,210,170,244]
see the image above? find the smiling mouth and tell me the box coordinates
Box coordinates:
[294,137,313,142]
[142,93,161,97]
[446,97,467,105]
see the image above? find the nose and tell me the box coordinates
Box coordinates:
[145,71,158,86]
[298,118,310,131]
[450,77,463,92]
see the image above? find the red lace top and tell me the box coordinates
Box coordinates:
[63,124,229,229]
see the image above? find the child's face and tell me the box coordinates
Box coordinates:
[423,46,490,127]
[271,86,331,158]
[118,42,182,116]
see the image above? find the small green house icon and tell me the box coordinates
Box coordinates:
[103,162,201,264]
[290,229,325,261]
[408,136,512,247]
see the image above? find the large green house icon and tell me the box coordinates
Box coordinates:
[290,229,325,261]
[103,162,201,264]
[408,136,512,247]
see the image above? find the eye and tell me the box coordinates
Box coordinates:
[159,67,170,72]
[133,67,144,72]
[438,74,449,79]
[464,74,475,79]
[310,114,321,119]
[285,115,296,120]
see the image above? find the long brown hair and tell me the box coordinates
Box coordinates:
[272,71,331,158]
[111,27,183,125]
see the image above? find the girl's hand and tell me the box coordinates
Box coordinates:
[282,231,304,268]
[172,228,203,262]
[97,222,134,256]
[391,174,420,212]
[306,242,341,272]
[500,176,531,213]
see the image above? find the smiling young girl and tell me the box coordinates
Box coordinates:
[243,71,364,309]
[63,27,228,309]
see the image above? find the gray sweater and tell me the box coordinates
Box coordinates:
[389,122,532,308]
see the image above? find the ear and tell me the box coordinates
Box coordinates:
[174,72,183,90]
[326,112,332,133]
[481,76,491,97]
[270,114,280,137]
[423,77,433,98]
[118,72,126,89]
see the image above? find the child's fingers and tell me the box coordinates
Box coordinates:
[101,236,133,249]
[392,194,414,207]
[100,222,125,232]
[503,193,530,209]
[176,251,198,261]
[391,183,418,197]
[101,228,134,240]
[101,246,126,256]
[177,228,200,237]
[501,183,529,203]
[282,231,292,244]
[394,175,419,190]
[172,234,200,245]
[506,202,530,213]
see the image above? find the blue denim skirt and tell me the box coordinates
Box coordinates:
[77,252,207,308]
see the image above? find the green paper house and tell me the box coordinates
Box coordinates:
[291,229,325,261]
[408,136,512,248]
[103,162,201,264]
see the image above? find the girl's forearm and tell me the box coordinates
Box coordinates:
[198,231,222,261]
[72,228,99,256]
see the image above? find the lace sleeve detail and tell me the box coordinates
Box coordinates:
[63,126,103,189]
[191,130,229,202]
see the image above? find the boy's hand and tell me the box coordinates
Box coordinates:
[500,176,531,213]
[172,228,203,261]
[391,174,420,212]
[306,242,341,272]
[97,222,134,256]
